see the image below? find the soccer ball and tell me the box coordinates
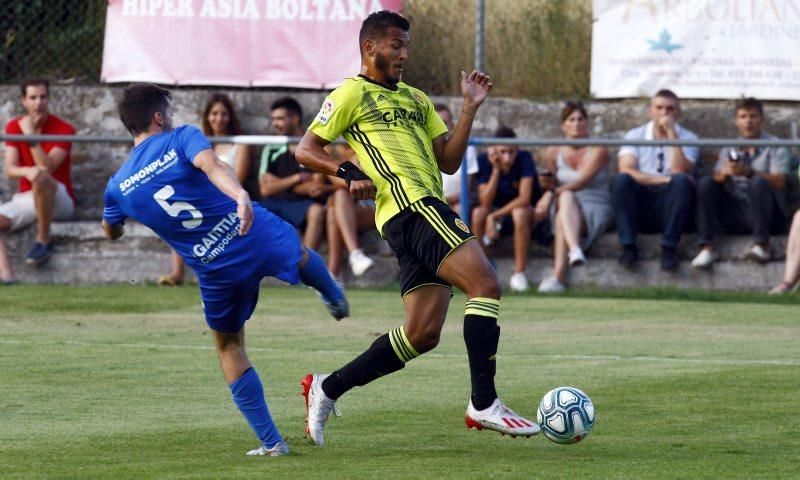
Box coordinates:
[536,386,595,444]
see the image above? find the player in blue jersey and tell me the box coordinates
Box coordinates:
[102,83,348,457]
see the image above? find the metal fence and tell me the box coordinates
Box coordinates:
[2,134,800,149]
[0,0,107,84]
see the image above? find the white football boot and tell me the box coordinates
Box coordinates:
[465,398,540,437]
[301,374,341,446]
[245,440,289,457]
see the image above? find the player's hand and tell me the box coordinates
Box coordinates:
[349,178,376,200]
[236,191,253,235]
[460,70,493,112]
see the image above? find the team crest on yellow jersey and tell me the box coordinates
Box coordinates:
[455,218,470,233]
[316,99,335,125]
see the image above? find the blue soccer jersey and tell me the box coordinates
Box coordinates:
[103,125,301,288]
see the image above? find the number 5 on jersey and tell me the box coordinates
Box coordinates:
[154,185,203,228]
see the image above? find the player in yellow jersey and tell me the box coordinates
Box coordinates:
[295,10,540,445]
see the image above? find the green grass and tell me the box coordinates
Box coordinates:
[2,285,799,479]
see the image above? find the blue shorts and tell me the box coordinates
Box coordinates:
[199,213,303,333]
[259,197,315,228]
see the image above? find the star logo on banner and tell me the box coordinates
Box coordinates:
[647,29,683,54]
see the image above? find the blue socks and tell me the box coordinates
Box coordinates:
[299,247,343,303]
[229,367,283,448]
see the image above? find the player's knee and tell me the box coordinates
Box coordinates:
[406,325,441,354]
[467,273,502,300]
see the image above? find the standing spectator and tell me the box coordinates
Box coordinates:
[326,144,375,281]
[435,104,478,216]
[538,101,613,293]
[692,98,789,268]
[1,79,75,282]
[259,97,330,249]
[158,93,252,286]
[612,89,698,271]
[471,126,550,292]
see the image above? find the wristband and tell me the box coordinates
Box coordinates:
[336,161,370,187]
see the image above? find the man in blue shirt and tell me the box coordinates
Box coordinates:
[471,126,550,292]
[102,83,347,457]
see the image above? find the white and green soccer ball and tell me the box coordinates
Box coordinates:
[537,386,595,444]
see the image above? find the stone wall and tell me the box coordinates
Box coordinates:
[2,84,799,221]
[0,85,798,289]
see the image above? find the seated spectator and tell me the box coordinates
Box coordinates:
[472,126,550,292]
[538,101,613,293]
[692,97,790,269]
[612,89,698,271]
[1,79,75,283]
[770,197,800,294]
[259,97,331,249]
[434,103,478,216]
[325,144,376,281]
[158,93,252,286]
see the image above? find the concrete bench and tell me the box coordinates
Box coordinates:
[3,220,788,291]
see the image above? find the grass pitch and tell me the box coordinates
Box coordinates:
[1,285,799,479]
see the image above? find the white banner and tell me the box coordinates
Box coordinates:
[101,0,402,88]
[591,0,800,100]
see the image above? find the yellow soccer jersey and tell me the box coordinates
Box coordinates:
[309,75,449,233]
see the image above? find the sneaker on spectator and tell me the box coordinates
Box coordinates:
[537,275,566,293]
[618,245,638,269]
[691,248,717,269]
[25,242,52,267]
[745,244,770,263]
[568,248,586,267]
[348,249,374,276]
[509,272,530,293]
[660,246,679,272]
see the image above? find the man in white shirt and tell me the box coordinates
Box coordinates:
[612,89,699,271]
[435,104,479,217]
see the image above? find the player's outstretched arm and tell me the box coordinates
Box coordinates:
[193,149,253,235]
[296,132,375,200]
[101,220,124,240]
[434,70,493,175]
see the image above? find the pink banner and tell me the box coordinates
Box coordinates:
[101,0,403,88]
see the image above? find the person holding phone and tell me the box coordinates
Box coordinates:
[538,101,613,293]
[692,97,790,268]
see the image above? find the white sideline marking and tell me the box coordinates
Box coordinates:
[2,339,799,366]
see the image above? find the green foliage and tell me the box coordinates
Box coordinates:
[0,0,106,83]
[404,0,592,98]
[1,286,799,478]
